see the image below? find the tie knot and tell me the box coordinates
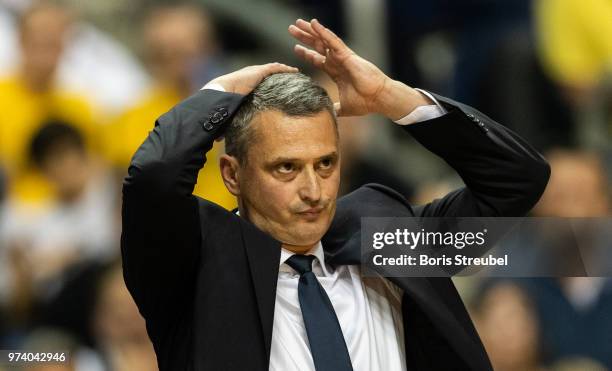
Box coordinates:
[286,254,316,275]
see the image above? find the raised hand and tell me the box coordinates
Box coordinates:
[289,19,429,120]
[206,63,299,95]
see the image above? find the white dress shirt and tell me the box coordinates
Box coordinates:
[203,82,446,370]
[270,243,406,371]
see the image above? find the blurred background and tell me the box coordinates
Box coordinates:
[0,0,610,370]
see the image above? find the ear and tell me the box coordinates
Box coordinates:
[220,154,241,196]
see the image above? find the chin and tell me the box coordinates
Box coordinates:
[287,223,329,246]
[285,237,321,250]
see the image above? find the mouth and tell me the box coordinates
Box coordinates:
[297,207,325,221]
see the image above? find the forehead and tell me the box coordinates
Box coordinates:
[247,109,338,162]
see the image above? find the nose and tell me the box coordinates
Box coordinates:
[298,166,321,204]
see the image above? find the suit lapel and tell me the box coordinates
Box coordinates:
[238,219,281,361]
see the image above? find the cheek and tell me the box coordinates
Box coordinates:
[323,171,341,199]
[243,173,297,215]
[264,185,295,212]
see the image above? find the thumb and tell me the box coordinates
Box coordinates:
[333,102,342,117]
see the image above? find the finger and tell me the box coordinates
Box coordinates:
[295,45,326,69]
[294,45,326,69]
[263,62,299,74]
[333,102,342,117]
[294,19,329,55]
[295,18,317,37]
[288,25,326,55]
[310,19,347,53]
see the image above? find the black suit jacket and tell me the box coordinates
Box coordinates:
[121,89,550,371]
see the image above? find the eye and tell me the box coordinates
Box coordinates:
[318,157,334,170]
[277,162,295,174]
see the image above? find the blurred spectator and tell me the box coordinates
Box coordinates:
[471,280,545,371]
[10,260,156,371]
[27,120,115,265]
[0,0,149,114]
[492,149,611,275]
[466,150,612,369]
[0,121,117,335]
[521,149,612,369]
[0,1,98,203]
[104,3,235,209]
[89,261,157,371]
[521,277,612,370]
[534,149,609,218]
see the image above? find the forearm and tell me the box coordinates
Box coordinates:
[405,93,551,217]
[120,89,244,329]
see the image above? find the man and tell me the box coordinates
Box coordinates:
[121,19,550,370]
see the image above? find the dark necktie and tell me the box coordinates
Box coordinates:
[285,254,354,371]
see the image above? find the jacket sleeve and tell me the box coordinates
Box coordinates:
[405,92,551,217]
[120,89,245,340]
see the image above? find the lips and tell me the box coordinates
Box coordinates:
[301,207,323,213]
[297,207,324,220]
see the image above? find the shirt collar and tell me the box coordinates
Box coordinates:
[279,241,331,277]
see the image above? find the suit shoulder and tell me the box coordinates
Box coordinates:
[195,196,237,219]
[352,183,412,208]
[195,196,242,236]
[337,183,414,216]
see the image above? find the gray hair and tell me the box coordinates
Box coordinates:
[225,72,337,164]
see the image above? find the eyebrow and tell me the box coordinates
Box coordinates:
[267,151,338,164]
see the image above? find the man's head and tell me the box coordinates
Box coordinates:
[534,149,609,217]
[19,2,73,91]
[220,73,340,252]
[143,4,215,92]
[29,120,89,202]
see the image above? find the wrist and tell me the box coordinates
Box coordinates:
[375,79,432,121]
